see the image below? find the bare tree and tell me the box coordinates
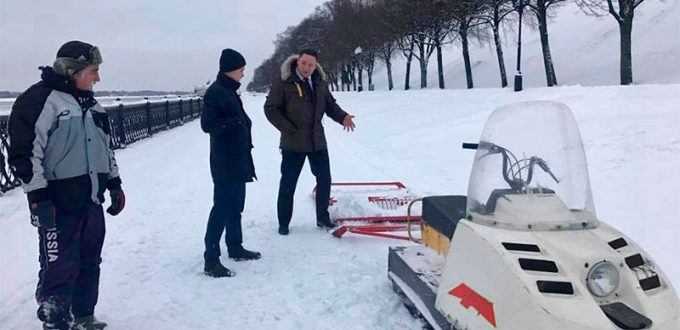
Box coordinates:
[577,0,649,85]
[398,36,416,90]
[452,0,488,89]
[479,0,516,87]
[527,0,566,87]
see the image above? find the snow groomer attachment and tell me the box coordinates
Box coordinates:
[388,101,680,330]
[311,181,422,240]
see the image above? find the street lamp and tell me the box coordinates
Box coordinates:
[512,0,529,92]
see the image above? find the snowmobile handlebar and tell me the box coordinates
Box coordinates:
[462,143,479,150]
[465,141,559,192]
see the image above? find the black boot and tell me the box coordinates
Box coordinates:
[204,260,235,278]
[42,321,70,330]
[71,315,107,330]
[317,218,337,229]
[229,247,262,261]
[43,322,70,330]
[38,296,71,330]
[278,225,289,236]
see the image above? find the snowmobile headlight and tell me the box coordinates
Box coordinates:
[586,261,620,297]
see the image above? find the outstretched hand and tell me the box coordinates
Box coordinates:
[342,115,356,132]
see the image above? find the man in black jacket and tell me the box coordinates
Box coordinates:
[264,49,356,236]
[8,41,125,330]
[201,49,261,278]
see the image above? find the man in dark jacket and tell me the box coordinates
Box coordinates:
[8,41,125,330]
[264,49,356,236]
[201,49,261,278]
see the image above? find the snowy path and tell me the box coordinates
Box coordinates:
[2,84,679,329]
[0,95,423,329]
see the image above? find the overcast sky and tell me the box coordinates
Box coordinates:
[0,0,327,92]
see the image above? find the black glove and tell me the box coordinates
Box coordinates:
[30,200,56,229]
[106,189,126,216]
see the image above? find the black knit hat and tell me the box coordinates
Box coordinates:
[53,40,102,77]
[219,49,246,73]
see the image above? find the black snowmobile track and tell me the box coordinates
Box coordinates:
[388,247,458,330]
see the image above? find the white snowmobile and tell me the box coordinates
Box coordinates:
[388,101,680,330]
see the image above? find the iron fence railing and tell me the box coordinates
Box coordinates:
[0,97,202,194]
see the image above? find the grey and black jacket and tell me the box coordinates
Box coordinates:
[8,66,121,210]
[264,55,348,153]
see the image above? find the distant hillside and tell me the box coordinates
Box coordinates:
[367,1,679,90]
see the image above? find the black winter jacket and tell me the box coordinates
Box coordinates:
[201,74,256,184]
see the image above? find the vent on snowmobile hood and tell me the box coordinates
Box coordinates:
[640,275,661,291]
[537,280,574,295]
[608,237,628,250]
[625,254,644,269]
[502,242,540,252]
[519,258,558,273]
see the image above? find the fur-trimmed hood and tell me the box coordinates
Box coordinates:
[280,55,327,82]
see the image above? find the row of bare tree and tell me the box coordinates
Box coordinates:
[246,0,648,93]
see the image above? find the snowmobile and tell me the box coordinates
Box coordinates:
[388,101,680,330]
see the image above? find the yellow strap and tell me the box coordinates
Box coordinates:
[295,82,303,97]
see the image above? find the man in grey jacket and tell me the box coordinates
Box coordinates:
[8,41,124,330]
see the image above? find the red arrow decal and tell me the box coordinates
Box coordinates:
[448,283,496,327]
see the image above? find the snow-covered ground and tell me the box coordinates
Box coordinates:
[1,84,679,329]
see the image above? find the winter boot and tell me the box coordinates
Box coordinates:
[278,225,289,236]
[204,260,235,278]
[317,218,337,229]
[43,321,70,330]
[38,296,71,330]
[71,315,107,330]
[229,247,262,261]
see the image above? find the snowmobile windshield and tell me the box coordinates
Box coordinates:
[466,101,597,231]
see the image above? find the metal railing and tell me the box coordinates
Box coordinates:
[0,97,202,194]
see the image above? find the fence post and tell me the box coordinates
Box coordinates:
[116,104,126,147]
[164,99,170,129]
[188,97,194,118]
[179,99,183,124]
[145,100,152,136]
[197,98,201,118]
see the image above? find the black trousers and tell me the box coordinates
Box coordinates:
[36,204,105,319]
[203,183,245,262]
[277,149,331,227]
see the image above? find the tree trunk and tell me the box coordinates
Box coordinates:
[436,42,445,89]
[419,39,428,88]
[537,6,557,86]
[367,59,374,89]
[461,27,474,89]
[386,59,394,90]
[493,26,508,88]
[405,56,412,90]
[351,64,357,91]
[619,19,634,85]
[358,65,364,92]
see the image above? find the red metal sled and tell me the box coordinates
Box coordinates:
[312,182,422,241]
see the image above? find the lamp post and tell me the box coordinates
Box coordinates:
[512,0,528,92]
[354,46,363,92]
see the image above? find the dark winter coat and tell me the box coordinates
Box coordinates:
[201,73,256,184]
[264,55,349,153]
[8,66,121,211]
